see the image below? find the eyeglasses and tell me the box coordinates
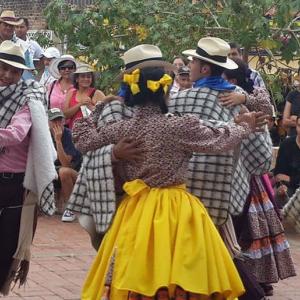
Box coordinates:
[58,65,75,71]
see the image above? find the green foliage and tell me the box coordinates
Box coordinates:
[31,32,53,48]
[44,0,300,96]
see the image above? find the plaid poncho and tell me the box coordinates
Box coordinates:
[169,87,272,225]
[67,101,134,233]
[0,79,55,214]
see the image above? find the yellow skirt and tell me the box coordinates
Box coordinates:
[82,179,244,300]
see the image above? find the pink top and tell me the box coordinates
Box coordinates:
[0,104,32,172]
[73,103,252,187]
[49,80,75,111]
[68,88,96,129]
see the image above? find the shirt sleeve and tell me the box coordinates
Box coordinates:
[246,87,273,116]
[172,114,253,154]
[274,140,291,176]
[0,104,32,147]
[72,106,124,154]
[251,69,266,88]
[286,91,297,104]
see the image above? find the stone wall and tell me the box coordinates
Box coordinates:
[0,0,93,30]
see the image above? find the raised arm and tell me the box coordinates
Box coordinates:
[174,112,264,154]
[245,87,273,116]
[72,102,125,154]
[63,90,81,119]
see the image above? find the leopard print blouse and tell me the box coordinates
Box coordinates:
[73,103,252,188]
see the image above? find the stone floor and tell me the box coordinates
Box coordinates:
[1,215,299,299]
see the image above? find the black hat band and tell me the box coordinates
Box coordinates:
[125,57,163,70]
[196,47,227,63]
[0,52,25,65]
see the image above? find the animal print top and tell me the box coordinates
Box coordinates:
[73,103,252,188]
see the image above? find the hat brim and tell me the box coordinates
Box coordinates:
[182,49,238,70]
[48,115,64,121]
[48,57,77,79]
[116,60,176,80]
[74,69,95,74]
[0,19,23,26]
[0,58,30,70]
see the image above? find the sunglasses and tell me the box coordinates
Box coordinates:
[58,64,75,71]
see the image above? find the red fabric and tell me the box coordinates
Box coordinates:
[68,88,95,130]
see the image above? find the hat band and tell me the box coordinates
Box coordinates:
[0,52,25,65]
[125,57,163,70]
[0,17,19,22]
[196,47,227,63]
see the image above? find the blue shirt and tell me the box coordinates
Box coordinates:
[53,127,82,171]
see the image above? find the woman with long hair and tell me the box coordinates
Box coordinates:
[72,45,268,300]
[63,64,106,129]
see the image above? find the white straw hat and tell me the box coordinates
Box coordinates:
[183,37,238,70]
[0,10,23,26]
[74,63,94,74]
[48,54,77,79]
[0,40,29,69]
[117,44,176,79]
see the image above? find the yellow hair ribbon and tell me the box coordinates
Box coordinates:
[147,74,173,94]
[123,69,140,95]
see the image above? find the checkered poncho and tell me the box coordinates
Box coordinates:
[0,79,55,214]
[169,87,272,225]
[283,188,300,232]
[67,101,134,233]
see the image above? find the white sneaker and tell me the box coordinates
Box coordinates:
[61,210,76,222]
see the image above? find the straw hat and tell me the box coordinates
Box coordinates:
[183,37,238,70]
[117,44,176,79]
[48,54,77,79]
[0,10,23,26]
[0,40,29,69]
[74,63,94,74]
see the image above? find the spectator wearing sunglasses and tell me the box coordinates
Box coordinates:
[47,55,77,112]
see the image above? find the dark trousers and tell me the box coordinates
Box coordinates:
[0,181,24,290]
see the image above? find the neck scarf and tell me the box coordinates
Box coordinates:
[193,76,236,91]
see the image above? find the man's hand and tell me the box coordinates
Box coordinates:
[219,92,246,108]
[234,111,269,132]
[52,124,63,143]
[113,137,143,162]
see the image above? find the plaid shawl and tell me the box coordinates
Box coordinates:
[0,79,55,214]
[283,188,300,232]
[67,101,134,233]
[169,87,272,225]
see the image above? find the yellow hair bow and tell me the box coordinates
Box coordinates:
[123,69,140,95]
[147,74,173,94]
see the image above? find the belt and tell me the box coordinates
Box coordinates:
[0,172,25,183]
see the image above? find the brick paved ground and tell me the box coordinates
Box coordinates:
[1,215,299,300]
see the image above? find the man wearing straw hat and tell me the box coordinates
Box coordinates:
[0,40,56,295]
[169,37,272,248]
[0,10,22,43]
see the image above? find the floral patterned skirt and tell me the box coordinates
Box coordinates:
[82,179,244,300]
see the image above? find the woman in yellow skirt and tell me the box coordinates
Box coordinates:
[72,45,268,300]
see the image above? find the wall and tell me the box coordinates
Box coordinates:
[0,0,93,30]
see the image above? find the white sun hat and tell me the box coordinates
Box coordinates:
[0,10,23,26]
[0,40,30,69]
[48,54,77,79]
[183,37,238,70]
